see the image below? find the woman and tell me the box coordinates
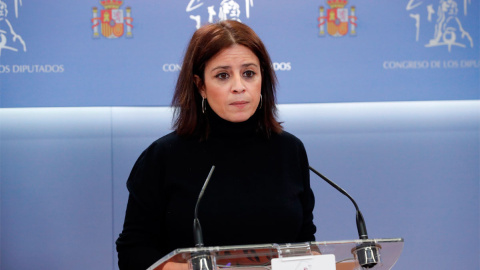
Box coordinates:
[116,20,316,270]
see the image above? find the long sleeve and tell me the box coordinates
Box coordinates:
[296,141,317,242]
[116,142,168,270]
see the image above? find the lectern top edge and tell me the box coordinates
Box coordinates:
[148,238,404,270]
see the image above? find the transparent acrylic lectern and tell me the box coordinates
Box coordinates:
[147,238,404,270]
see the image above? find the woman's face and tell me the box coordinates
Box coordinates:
[196,45,262,123]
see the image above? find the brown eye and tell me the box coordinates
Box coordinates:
[216,73,229,80]
[243,70,256,78]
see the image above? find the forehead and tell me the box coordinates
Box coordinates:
[206,45,259,67]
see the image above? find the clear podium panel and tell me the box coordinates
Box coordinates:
[148,238,404,270]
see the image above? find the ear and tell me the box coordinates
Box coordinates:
[194,75,206,98]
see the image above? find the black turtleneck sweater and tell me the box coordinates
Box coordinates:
[116,113,316,270]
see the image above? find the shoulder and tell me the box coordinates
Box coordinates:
[150,131,182,149]
[135,132,182,162]
[268,130,308,158]
[150,130,202,149]
[127,132,188,184]
[143,131,202,159]
[272,130,305,147]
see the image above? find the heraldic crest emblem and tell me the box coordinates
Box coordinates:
[318,0,357,37]
[92,0,133,39]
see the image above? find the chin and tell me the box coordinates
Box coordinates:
[227,117,249,123]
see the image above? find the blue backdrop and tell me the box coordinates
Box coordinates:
[1,0,478,107]
[0,1,479,269]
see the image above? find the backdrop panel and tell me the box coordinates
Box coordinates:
[0,1,478,107]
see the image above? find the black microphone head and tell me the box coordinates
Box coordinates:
[356,211,369,240]
[352,242,380,269]
[193,218,204,247]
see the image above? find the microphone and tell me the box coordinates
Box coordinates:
[191,165,216,270]
[193,165,215,247]
[309,166,379,268]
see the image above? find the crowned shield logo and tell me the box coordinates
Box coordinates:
[91,0,133,39]
[318,0,357,37]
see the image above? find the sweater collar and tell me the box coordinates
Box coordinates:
[208,111,259,139]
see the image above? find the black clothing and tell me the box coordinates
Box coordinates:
[116,113,316,270]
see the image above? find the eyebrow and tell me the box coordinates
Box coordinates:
[210,63,259,72]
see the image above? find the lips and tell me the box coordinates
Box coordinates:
[229,101,249,109]
[230,101,248,105]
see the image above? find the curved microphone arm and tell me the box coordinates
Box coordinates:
[308,166,368,239]
[193,165,216,247]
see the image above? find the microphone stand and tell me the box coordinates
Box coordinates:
[309,166,379,268]
[190,166,216,270]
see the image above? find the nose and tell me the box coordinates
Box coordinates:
[231,74,246,93]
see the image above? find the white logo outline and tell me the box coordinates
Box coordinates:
[407,0,473,52]
[0,0,26,57]
[186,0,254,29]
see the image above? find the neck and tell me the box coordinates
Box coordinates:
[207,111,259,139]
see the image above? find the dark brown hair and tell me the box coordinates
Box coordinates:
[171,20,282,139]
